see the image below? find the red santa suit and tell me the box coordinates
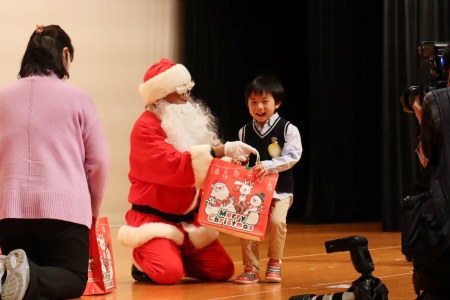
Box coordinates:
[117,58,235,285]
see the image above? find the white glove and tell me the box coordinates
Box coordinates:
[224,141,258,162]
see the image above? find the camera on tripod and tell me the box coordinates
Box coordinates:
[400,41,449,113]
[288,236,388,300]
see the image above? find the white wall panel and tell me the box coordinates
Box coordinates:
[0,0,180,225]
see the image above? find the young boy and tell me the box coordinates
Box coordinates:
[234,75,303,284]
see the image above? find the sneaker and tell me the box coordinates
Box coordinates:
[234,265,260,284]
[265,259,281,283]
[131,264,153,282]
[0,255,6,294]
[2,249,30,300]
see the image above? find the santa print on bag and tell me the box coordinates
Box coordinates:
[97,225,114,289]
[202,163,271,232]
[86,230,114,289]
[84,217,116,295]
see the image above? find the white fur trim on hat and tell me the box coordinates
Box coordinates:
[138,64,192,105]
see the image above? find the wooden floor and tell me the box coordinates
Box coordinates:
[79,223,416,300]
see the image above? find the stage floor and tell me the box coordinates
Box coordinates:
[78,222,415,300]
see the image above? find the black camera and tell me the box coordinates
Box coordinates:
[400,41,450,113]
[288,236,388,300]
[325,236,374,275]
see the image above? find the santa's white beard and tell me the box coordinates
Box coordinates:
[151,99,221,151]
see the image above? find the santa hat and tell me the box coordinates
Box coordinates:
[138,58,193,105]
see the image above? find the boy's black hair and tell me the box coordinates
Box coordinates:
[244,75,285,105]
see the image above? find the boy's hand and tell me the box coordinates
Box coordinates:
[250,162,279,178]
[250,162,269,178]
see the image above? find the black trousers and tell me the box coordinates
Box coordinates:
[0,219,89,300]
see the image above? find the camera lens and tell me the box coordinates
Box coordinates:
[400,85,422,113]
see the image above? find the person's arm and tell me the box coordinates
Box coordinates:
[83,101,110,218]
[260,124,303,174]
[210,144,225,158]
[420,91,442,162]
[413,94,423,124]
[211,141,257,161]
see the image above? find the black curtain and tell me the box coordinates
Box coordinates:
[182,0,450,231]
[304,1,382,225]
[381,0,450,231]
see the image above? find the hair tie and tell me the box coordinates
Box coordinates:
[35,25,44,35]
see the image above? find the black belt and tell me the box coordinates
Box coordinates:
[132,204,195,223]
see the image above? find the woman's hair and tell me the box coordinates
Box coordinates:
[244,75,285,105]
[19,25,74,79]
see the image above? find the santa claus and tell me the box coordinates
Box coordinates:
[117,58,256,285]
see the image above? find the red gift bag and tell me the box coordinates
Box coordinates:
[83,216,117,296]
[198,158,279,241]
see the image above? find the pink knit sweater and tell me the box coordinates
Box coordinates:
[0,74,109,228]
